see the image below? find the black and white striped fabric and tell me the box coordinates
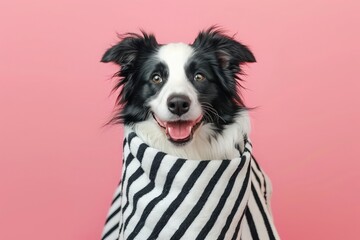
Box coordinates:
[102,131,279,240]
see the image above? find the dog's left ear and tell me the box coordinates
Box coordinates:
[192,28,256,72]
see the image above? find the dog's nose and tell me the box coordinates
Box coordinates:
[167,94,191,116]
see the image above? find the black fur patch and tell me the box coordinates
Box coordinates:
[189,27,256,131]
[101,32,164,124]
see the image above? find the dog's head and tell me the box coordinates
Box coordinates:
[101,28,255,144]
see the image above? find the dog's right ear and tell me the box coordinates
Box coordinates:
[101,32,158,69]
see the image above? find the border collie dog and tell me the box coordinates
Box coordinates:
[101,28,256,160]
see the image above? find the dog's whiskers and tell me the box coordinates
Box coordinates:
[201,102,227,124]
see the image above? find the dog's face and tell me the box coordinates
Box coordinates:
[101,28,255,145]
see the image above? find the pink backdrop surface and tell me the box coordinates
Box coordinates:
[1,0,359,239]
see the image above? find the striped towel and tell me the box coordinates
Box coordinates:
[102,131,280,240]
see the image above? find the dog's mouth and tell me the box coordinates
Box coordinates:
[152,114,202,144]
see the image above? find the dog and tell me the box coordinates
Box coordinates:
[101,27,255,160]
[101,28,281,240]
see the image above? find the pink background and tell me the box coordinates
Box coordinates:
[1,0,359,239]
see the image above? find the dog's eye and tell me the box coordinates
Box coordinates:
[151,74,163,84]
[194,73,206,82]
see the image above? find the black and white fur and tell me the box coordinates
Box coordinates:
[101,28,256,160]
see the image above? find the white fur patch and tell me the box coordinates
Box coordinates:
[148,43,202,122]
[130,111,250,160]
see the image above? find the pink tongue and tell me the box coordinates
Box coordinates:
[166,121,193,141]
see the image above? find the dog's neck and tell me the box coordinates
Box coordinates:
[127,111,250,160]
